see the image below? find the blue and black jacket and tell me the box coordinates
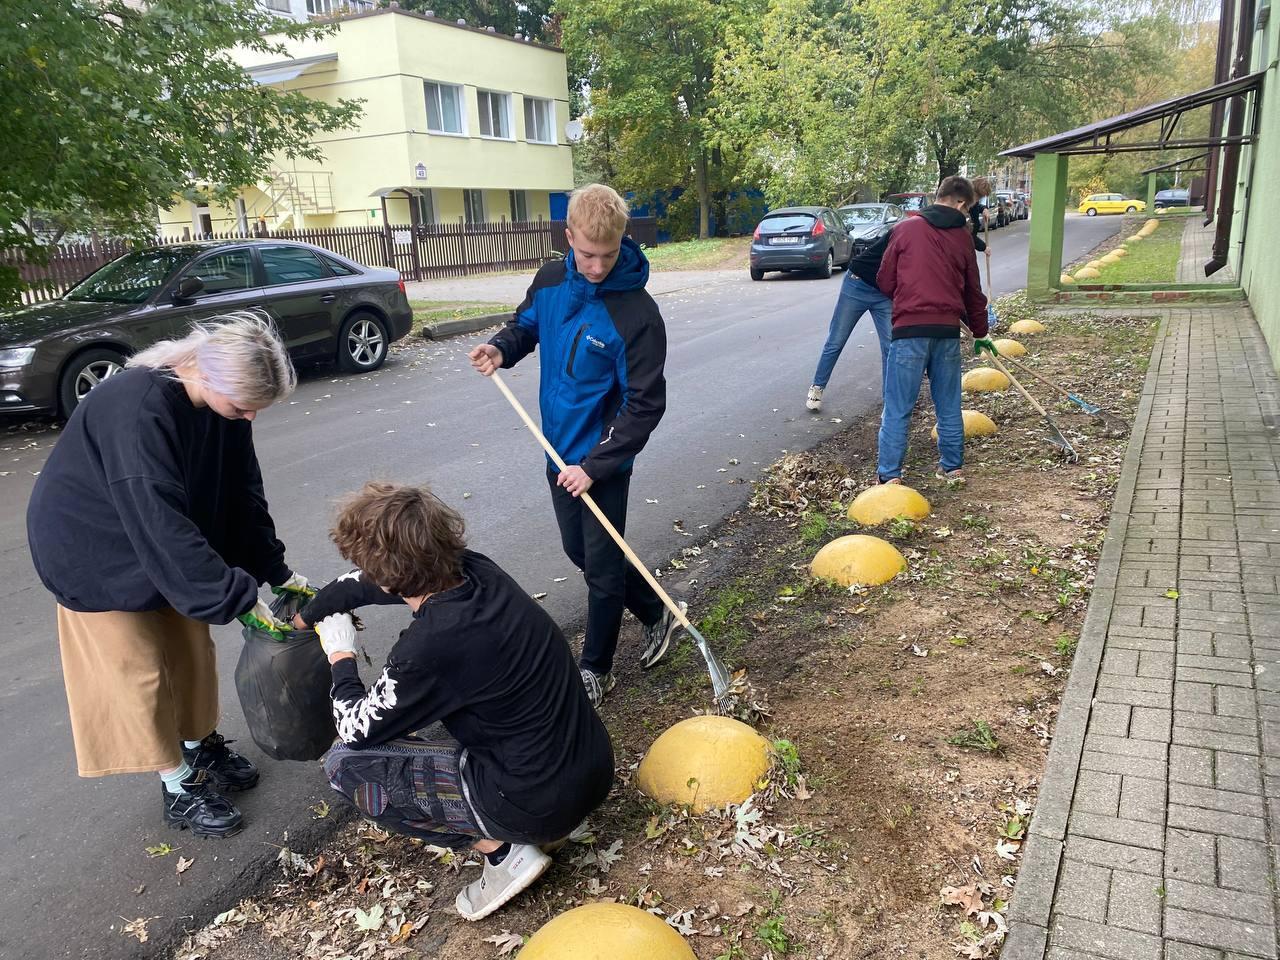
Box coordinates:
[489,236,667,480]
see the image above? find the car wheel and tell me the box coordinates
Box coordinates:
[815,250,833,279]
[1126,206,1137,214]
[58,347,127,417]
[750,267,764,281]
[337,311,389,373]
[1086,208,1097,216]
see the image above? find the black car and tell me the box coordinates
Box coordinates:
[0,240,413,417]
[837,203,906,253]
[1155,188,1190,208]
[749,206,853,280]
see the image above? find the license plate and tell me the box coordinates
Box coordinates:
[769,236,801,245]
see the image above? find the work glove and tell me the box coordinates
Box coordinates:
[238,598,289,639]
[316,613,358,660]
[272,571,315,599]
[973,337,999,358]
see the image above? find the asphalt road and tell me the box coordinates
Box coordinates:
[0,214,1118,958]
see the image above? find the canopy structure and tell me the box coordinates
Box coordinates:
[245,53,338,86]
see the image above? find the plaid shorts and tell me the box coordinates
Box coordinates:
[323,731,488,849]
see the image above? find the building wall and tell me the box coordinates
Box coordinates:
[159,8,573,232]
[1234,1,1279,366]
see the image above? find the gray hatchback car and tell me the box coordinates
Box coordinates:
[749,206,853,280]
[0,240,413,417]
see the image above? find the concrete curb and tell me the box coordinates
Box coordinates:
[420,313,510,340]
[1001,310,1171,957]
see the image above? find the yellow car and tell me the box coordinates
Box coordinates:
[1078,193,1146,216]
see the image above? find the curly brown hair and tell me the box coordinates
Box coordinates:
[331,482,467,597]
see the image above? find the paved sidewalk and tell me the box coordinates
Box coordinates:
[1006,303,1280,960]
[1177,217,1236,284]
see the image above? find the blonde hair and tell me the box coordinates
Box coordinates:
[128,310,297,408]
[971,176,992,198]
[567,184,630,243]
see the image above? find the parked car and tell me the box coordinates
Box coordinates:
[1077,193,1146,216]
[836,203,905,253]
[0,240,413,417]
[996,190,1028,221]
[749,206,853,280]
[883,192,934,216]
[1154,188,1190,208]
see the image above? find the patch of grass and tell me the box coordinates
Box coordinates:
[755,892,792,954]
[960,513,992,531]
[1087,222,1182,284]
[1055,634,1078,658]
[772,739,802,788]
[799,509,831,544]
[886,516,920,538]
[642,236,749,272]
[946,719,1001,753]
[410,299,511,331]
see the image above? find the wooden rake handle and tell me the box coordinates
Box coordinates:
[488,370,697,635]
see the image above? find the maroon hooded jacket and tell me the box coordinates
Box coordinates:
[876,204,989,340]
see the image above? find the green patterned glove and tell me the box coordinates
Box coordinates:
[973,337,999,357]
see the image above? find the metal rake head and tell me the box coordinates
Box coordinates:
[1043,416,1079,463]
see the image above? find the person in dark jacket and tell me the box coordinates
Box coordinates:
[26,312,307,838]
[805,229,896,413]
[875,176,998,485]
[298,482,614,922]
[970,175,994,258]
[468,184,682,707]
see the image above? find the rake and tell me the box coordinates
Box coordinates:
[488,370,735,708]
[997,354,1130,437]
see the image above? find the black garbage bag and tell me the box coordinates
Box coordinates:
[235,592,336,762]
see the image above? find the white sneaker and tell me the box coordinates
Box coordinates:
[455,843,553,921]
[806,385,823,411]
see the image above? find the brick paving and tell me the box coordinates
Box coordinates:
[1177,218,1236,284]
[1004,304,1280,960]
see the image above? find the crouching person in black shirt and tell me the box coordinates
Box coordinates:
[296,482,615,921]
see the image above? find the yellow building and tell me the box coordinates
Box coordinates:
[159,6,574,236]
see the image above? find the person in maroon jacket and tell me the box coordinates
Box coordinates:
[875,176,998,484]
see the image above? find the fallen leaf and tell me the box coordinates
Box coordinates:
[120,917,154,943]
[176,856,194,875]
[482,930,524,954]
[532,592,547,600]
[941,883,985,917]
[793,774,813,800]
[1165,589,1180,599]
[145,843,175,858]
[389,915,429,945]
[596,839,623,873]
[995,839,1021,861]
[353,903,384,931]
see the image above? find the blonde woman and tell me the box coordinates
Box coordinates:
[26,312,307,838]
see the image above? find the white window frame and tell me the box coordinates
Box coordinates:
[509,189,528,222]
[523,96,555,144]
[477,90,513,140]
[424,80,466,136]
[463,189,486,225]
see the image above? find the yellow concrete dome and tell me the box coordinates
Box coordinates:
[1110,248,1129,257]
[519,902,696,960]
[1059,273,1075,285]
[1009,318,1046,335]
[847,483,931,525]
[962,367,1011,392]
[992,338,1026,356]
[1099,254,1122,265]
[1074,266,1101,280]
[1125,234,1144,243]
[1086,260,1104,270]
[810,534,906,587]
[932,409,998,441]
[634,715,772,813]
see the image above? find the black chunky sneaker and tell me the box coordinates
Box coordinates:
[182,732,260,792]
[162,770,244,838]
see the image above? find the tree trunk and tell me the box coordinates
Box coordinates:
[695,148,711,239]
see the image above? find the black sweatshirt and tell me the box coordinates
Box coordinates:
[302,551,615,845]
[26,367,290,623]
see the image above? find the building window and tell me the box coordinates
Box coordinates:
[478,91,512,139]
[305,0,374,14]
[509,190,528,222]
[262,0,291,11]
[523,97,554,144]
[463,189,486,225]
[425,81,465,135]
[415,190,436,225]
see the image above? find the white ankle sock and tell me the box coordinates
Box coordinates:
[160,763,195,794]
[183,740,204,750]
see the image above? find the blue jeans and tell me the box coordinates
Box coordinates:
[812,274,893,389]
[877,336,964,480]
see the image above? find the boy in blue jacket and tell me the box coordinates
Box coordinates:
[469,185,683,707]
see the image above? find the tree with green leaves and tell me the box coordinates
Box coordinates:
[382,0,559,44]
[1,0,362,304]
[558,0,764,238]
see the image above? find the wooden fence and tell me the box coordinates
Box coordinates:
[3,217,662,306]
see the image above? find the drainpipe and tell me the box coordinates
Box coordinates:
[1202,0,1237,224]
[1205,0,1255,276]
